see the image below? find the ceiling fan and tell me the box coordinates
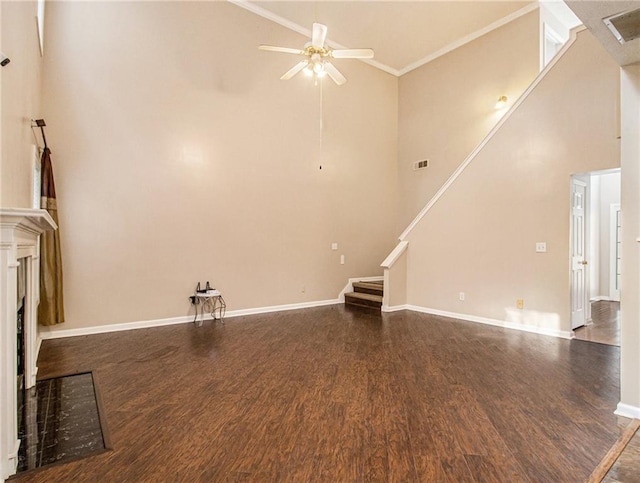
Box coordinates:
[259,23,374,86]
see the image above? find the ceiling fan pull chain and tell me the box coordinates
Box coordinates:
[319,78,323,169]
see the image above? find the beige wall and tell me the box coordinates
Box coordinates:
[620,64,640,411]
[1,1,43,209]
[40,1,398,330]
[397,11,539,230]
[403,30,620,334]
[386,249,407,308]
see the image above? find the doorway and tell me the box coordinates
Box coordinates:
[570,176,588,330]
[571,169,621,345]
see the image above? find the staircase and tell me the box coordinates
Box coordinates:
[344,280,383,309]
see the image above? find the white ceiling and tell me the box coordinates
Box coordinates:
[231,0,540,76]
[565,1,640,66]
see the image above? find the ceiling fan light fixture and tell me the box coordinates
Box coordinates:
[259,22,371,86]
[304,64,314,77]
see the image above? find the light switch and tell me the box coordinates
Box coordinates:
[536,242,547,253]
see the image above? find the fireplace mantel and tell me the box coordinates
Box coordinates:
[1,208,56,480]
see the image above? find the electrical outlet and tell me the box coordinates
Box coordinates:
[331,243,338,250]
[536,242,547,253]
[459,292,465,301]
[516,299,524,309]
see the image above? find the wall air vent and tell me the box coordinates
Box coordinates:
[603,8,640,44]
[413,159,429,171]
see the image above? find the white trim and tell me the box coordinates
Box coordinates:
[224,298,341,317]
[382,270,390,308]
[338,276,384,302]
[39,315,196,339]
[1,209,56,480]
[228,0,398,76]
[615,403,640,419]
[610,203,621,301]
[39,298,574,341]
[39,298,343,340]
[7,440,19,460]
[229,0,539,78]
[229,0,318,43]
[381,241,408,269]
[398,2,539,76]
[405,305,574,339]
[37,0,45,56]
[381,304,408,313]
[590,296,615,302]
[398,25,587,242]
[541,22,565,71]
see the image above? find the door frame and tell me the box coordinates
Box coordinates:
[610,203,621,302]
[570,176,590,330]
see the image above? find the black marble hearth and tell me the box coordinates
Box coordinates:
[17,372,106,473]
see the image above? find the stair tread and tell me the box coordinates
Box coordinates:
[353,281,384,290]
[345,292,383,302]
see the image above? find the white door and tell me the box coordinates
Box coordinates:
[571,179,588,330]
[610,204,621,302]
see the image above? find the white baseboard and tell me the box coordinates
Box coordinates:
[39,314,196,339]
[222,298,341,317]
[37,298,574,341]
[405,305,574,339]
[338,275,384,302]
[382,304,408,313]
[590,296,615,302]
[39,298,342,340]
[1,460,15,483]
[615,402,640,419]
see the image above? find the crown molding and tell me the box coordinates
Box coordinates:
[228,0,400,76]
[229,0,540,78]
[397,2,540,76]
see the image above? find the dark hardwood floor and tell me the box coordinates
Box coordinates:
[604,426,640,482]
[16,305,624,482]
[574,301,621,346]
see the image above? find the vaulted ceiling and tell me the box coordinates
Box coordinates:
[566,0,640,66]
[231,1,640,75]
[232,0,539,76]
[230,0,598,77]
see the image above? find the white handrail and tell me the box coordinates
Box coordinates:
[381,241,408,268]
[398,25,587,242]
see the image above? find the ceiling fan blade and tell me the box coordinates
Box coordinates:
[312,23,328,48]
[259,45,305,55]
[331,48,374,59]
[324,62,346,86]
[280,61,309,81]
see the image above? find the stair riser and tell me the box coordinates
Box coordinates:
[353,287,383,296]
[345,295,382,309]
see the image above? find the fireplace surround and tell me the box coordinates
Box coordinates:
[0,208,56,479]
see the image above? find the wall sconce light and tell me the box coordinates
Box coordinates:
[495,95,508,109]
